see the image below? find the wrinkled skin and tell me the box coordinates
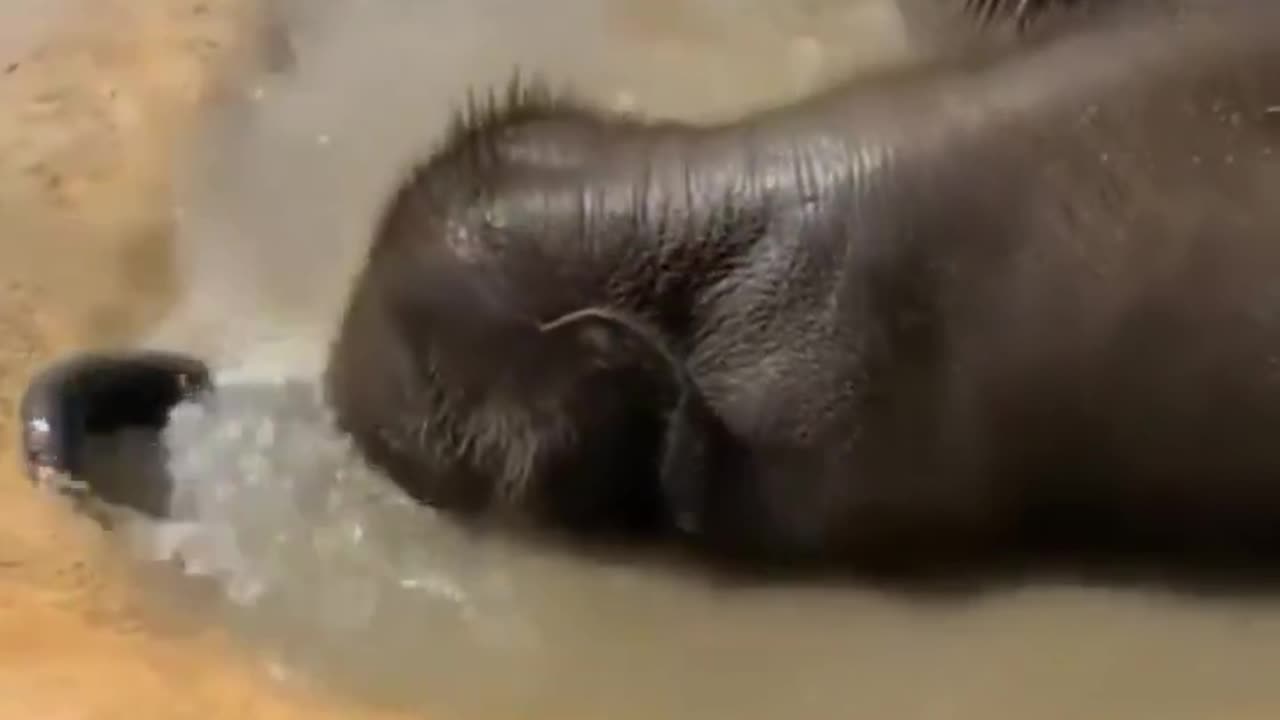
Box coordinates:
[19,0,1280,576]
[321,0,1280,573]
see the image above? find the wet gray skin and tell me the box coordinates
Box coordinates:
[22,0,1280,580]
[322,0,1280,575]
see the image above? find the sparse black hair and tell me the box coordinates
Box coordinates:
[430,71,606,173]
[962,0,1092,29]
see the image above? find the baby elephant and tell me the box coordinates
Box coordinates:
[22,0,1280,577]
[323,0,1280,570]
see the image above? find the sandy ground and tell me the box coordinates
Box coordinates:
[0,1,413,717]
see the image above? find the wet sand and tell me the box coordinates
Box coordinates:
[0,1,412,717]
[5,1,1280,719]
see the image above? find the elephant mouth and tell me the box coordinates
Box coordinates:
[18,349,215,518]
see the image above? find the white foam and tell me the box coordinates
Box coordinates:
[126,377,500,624]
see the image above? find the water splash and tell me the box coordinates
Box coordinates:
[122,377,541,644]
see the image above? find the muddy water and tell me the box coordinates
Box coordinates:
[0,2,426,717]
[16,0,1280,719]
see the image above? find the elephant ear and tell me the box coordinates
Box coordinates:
[538,306,739,536]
